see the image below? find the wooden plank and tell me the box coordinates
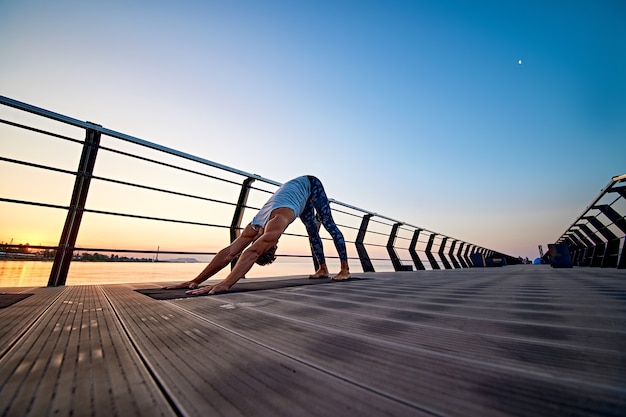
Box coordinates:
[168,267,626,417]
[104,284,427,417]
[1,266,624,417]
[0,286,176,417]
[193,285,626,386]
[0,287,65,358]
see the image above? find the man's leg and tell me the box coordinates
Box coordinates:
[307,176,350,280]
[300,200,329,278]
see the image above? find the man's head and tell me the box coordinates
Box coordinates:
[256,245,278,266]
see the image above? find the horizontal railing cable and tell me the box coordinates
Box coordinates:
[0,156,77,176]
[91,175,240,208]
[0,118,84,146]
[0,197,69,211]
[96,143,247,189]
[2,94,501,250]
[83,208,230,229]
[1,94,522,285]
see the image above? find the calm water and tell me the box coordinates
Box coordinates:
[0,259,319,287]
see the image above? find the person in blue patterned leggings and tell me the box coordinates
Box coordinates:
[300,175,349,276]
[165,175,351,295]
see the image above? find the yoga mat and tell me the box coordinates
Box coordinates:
[0,293,33,308]
[136,277,364,300]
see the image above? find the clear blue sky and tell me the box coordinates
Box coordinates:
[1,0,625,259]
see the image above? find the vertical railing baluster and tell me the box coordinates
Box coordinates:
[595,205,626,269]
[355,214,375,272]
[463,243,474,268]
[579,224,604,267]
[619,239,626,269]
[573,229,592,266]
[438,237,452,269]
[48,126,101,286]
[425,233,440,269]
[457,242,468,268]
[448,240,461,269]
[584,216,619,268]
[230,177,255,269]
[386,223,412,271]
[409,229,425,270]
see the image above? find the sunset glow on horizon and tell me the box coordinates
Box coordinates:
[1,1,625,262]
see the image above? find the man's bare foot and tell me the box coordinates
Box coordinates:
[309,272,330,279]
[309,266,330,279]
[331,269,351,281]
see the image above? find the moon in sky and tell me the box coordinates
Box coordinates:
[518,59,523,65]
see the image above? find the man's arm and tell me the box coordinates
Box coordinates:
[187,208,294,295]
[163,224,260,289]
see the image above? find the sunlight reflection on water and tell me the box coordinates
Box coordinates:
[0,259,322,287]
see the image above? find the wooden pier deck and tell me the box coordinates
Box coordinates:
[1,265,625,417]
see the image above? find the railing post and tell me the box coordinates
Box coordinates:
[386,223,412,271]
[609,185,626,199]
[457,242,468,268]
[594,204,626,269]
[230,177,255,269]
[565,235,582,266]
[425,233,440,269]
[579,223,605,267]
[409,229,425,270]
[463,243,473,268]
[448,240,461,269]
[438,237,452,269]
[563,237,576,265]
[594,205,626,235]
[573,229,593,266]
[355,214,375,272]
[584,216,619,268]
[48,126,101,286]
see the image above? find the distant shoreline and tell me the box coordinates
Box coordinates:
[0,258,199,263]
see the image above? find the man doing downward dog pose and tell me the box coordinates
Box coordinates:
[165,175,350,295]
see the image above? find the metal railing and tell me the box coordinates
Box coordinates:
[555,174,626,268]
[0,95,519,286]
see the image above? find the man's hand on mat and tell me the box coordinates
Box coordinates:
[163,281,199,290]
[186,281,231,296]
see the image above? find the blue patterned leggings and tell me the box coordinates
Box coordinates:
[300,176,348,264]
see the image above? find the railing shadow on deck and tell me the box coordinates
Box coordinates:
[0,95,520,286]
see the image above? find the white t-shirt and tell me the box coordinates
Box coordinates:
[251,176,311,229]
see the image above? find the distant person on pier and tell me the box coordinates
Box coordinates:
[164,175,351,295]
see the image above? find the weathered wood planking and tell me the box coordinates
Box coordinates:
[0,287,65,358]
[169,268,626,416]
[0,285,175,417]
[104,284,423,417]
[1,266,625,417]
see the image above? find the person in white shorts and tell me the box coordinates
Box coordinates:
[164,175,350,295]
